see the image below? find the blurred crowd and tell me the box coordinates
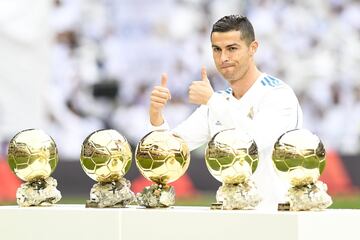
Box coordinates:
[49,0,360,158]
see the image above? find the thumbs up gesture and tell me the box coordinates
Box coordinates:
[189,66,214,105]
[149,73,172,126]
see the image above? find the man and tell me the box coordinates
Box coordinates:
[149,15,302,209]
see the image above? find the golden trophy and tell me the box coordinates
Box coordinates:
[135,130,190,208]
[7,129,61,207]
[272,129,332,211]
[205,129,261,210]
[80,129,135,208]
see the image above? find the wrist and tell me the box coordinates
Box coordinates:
[206,92,215,105]
[150,110,164,126]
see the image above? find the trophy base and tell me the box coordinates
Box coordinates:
[210,202,223,210]
[86,178,135,208]
[277,202,291,211]
[16,177,62,207]
[136,183,175,208]
[288,180,333,211]
[216,179,261,210]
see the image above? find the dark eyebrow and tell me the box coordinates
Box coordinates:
[212,43,240,48]
[226,43,240,48]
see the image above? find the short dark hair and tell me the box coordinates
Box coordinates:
[211,15,255,45]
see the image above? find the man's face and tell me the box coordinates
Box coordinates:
[211,31,256,83]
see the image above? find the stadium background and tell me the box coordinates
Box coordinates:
[0,0,359,207]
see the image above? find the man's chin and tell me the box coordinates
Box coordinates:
[221,73,235,82]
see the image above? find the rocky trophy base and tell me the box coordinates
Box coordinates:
[86,178,135,208]
[216,179,262,210]
[136,183,175,208]
[16,176,62,207]
[288,180,333,211]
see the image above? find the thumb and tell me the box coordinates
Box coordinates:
[201,66,209,82]
[161,73,168,87]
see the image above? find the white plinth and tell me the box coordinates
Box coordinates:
[0,205,359,240]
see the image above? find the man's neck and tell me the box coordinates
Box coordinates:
[230,65,262,99]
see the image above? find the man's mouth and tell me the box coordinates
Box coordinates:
[221,64,235,69]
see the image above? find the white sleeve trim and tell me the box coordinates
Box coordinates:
[150,119,170,131]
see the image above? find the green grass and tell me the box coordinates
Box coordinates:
[329,195,360,209]
[177,194,360,209]
[1,193,360,208]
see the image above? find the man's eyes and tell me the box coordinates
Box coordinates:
[213,47,238,52]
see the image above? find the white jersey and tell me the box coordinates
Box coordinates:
[153,73,303,210]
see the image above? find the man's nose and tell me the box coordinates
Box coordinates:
[220,52,229,63]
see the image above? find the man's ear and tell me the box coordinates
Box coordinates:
[249,40,258,56]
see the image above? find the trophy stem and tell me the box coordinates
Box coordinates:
[136,183,175,208]
[287,180,333,211]
[215,178,261,210]
[16,176,62,207]
[86,177,135,208]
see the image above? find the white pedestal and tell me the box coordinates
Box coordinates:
[0,205,359,240]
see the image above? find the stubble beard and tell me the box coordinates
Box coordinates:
[224,65,248,85]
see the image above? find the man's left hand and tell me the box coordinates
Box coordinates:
[189,66,214,105]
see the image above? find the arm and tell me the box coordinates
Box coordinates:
[150,106,211,151]
[172,105,210,151]
[171,66,214,150]
[149,72,211,151]
[149,105,211,151]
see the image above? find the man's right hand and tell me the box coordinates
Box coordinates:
[149,73,171,126]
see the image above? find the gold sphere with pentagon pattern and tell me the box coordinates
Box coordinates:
[205,129,258,184]
[7,129,59,182]
[80,129,132,183]
[135,130,190,184]
[272,129,326,186]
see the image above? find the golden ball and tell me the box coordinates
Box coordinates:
[7,129,58,182]
[80,129,132,183]
[272,129,326,186]
[205,129,258,184]
[135,130,190,184]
